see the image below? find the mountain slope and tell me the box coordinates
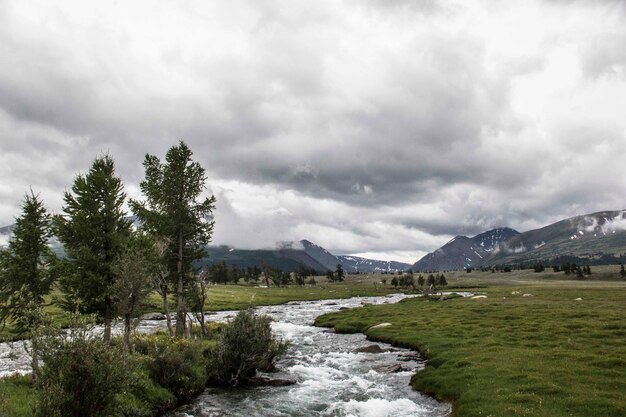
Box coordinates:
[485,210,626,265]
[337,255,412,273]
[199,245,330,272]
[412,228,520,271]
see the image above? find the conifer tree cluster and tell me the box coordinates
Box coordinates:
[0,141,216,352]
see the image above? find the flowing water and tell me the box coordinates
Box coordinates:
[0,293,454,416]
[165,294,451,417]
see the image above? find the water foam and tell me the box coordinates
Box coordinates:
[324,398,429,417]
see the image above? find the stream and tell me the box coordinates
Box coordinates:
[0,293,452,416]
[165,294,451,417]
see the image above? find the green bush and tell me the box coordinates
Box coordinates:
[34,328,129,417]
[134,334,209,402]
[210,309,288,386]
[115,358,176,417]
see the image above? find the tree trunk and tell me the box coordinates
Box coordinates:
[199,281,207,338]
[123,314,131,358]
[31,345,38,384]
[162,286,173,337]
[175,232,185,337]
[103,296,112,345]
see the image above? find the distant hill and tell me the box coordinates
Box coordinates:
[200,240,411,273]
[412,228,519,271]
[199,244,330,273]
[485,210,626,265]
[412,210,626,271]
[338,255,412,273]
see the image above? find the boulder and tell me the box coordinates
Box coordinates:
[368,322,392,330]
[140,312,167,321]
[373,364,403,373]
[355,344,386,354]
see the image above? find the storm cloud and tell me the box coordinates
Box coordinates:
[0,0,625,263]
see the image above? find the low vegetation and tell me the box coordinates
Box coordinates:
[0,309,284,417]
[315,281,626,417]
[210,309,288,386]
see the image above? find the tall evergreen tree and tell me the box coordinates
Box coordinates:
[0,191,55,380]
[130,141,216,338]
[54,155,131,344]
[335,264,345,282]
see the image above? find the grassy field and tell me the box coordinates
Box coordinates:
[316,274,626,417]
[144,280,395,312]
[2,268,624,416]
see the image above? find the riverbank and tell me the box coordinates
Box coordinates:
[0,295,449,417]
[0,282,397,342]
[315,281,626,417]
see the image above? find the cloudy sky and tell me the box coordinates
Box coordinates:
[1,0,625,263]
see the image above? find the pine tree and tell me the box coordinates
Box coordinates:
[130,141,216,338]
[335,264,345,282]
[437,274,448,287]
[0,191,55,380]
[54,155,131,344]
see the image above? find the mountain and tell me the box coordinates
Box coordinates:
[485,210,626,265]
[413,210,626,271]
[298,240,340,271]
[337,255,412,273]
[199,245,330,273]
[200,240,411,273]
[412,227,520,271]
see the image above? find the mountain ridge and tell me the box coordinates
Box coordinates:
[412,210,626,271]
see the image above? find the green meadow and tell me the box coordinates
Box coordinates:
[2,269,625,416]
[316,271,626,417]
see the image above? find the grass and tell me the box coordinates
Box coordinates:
[0,375,36,417]
[2,270,625,416]
[315,279,626,417]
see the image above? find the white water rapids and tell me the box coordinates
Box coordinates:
[0,293,454,416]
[165,294,451,417]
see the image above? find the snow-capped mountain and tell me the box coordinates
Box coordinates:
[337,255,412,273]
[486,210,626,265]
[412,227,520,271]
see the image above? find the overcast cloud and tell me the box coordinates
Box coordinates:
[0,0,625,263]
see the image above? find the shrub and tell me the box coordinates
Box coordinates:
[115,359,176,417]
[33,317,129,417]
[210,309,288,386]
[134,334,209,402]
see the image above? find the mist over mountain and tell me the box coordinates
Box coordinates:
[486,210,626,265]
[201,240,411,273]
[3,209,626,273]
[412,210,626,271]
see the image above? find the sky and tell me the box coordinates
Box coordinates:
[0,0,625,264]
